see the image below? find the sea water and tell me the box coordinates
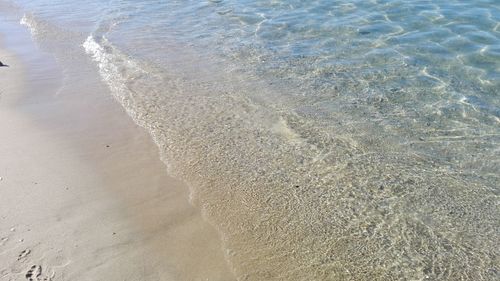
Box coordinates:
[2,0,499,280]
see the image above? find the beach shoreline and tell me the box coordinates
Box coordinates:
[1,0,498,279]
[0,16,234,281]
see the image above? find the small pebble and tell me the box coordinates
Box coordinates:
[10,228,15,232]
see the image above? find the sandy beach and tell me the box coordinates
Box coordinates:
[0,18,234,281]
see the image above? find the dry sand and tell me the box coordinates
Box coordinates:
[0,23,235,281]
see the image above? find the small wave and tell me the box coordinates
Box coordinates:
[82,34,173,161]
[83,35,145,108]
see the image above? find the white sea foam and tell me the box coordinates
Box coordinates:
[82,34,179,179]
[83,35,142,108]
[20,14,38,36]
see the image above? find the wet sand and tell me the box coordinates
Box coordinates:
[0,19,235,281]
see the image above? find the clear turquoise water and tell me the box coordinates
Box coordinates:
[2,0,499,280]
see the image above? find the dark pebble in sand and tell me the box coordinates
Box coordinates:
[106,145,110,148]
[0,61,8,67]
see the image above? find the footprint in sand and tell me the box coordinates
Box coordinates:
[25,265,51,281]
[25,265,41,280]
[18,249,31,261]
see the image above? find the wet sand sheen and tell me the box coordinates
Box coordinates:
[0,18,235,280]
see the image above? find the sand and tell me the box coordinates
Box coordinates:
[0,20,235,281]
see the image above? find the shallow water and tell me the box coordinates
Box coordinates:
[2,0,499,280]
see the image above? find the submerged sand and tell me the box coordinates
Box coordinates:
[0,20,234,281]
